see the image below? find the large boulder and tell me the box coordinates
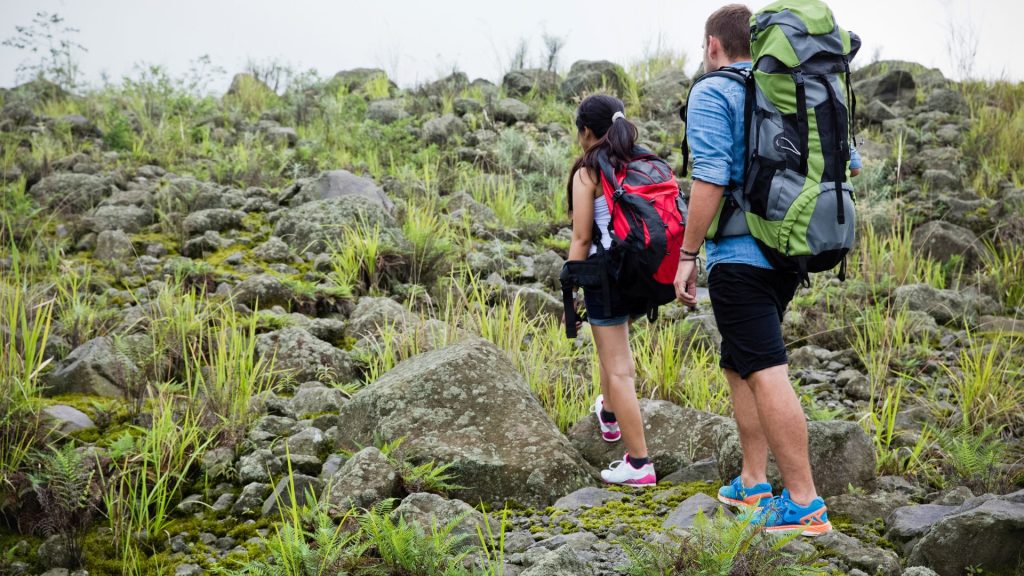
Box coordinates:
[907,494,1024,576]
[715,420,875,498]
[282,169,394,210]
[366,99,409,124]
[226,73,275,99]
[346,296,419,341]
[422,113,467,145]
[662,493,730,531]
[322,447,400,512]
[853,68,917,108]
[93,229,135,260]
[256,327,356,385]
[30,173,115,214]
[568,400,726,474]
[393,492,494,543]
[182,208,246,236]
[911,220,985,273]
[885,504,958,555]
[333,337,595,507]
[272,195,400,253]
[815,531,901,576]
[640,69,690,118]
[42,337,137,397]
[561,60,627,100]
[502,69,560,98]
[85,204,154,233]
[231,273,295,309]
[893,283,999,325]
[493,98,533,124]
[328,68,395,96]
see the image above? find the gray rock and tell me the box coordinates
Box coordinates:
[334,338,595,507]
[232,482,272,516]
[893,283,998,325]
[43,337,136,397]
[908,497,1024,576]
[553,487,624,511]
[366,99,409,124]
[902,568,939,576]
[238,449,283,484]
[176,494,206,515]
[226,73,274,97]
[519,546,591,576]
[663,493,730,530]
[37,535,74,569]
[497,284,562,319]
[252,415,301,438]
[330,68,393,95]
[393,492,494,544]
[201,446,235,479]
[232,273,294,309]
[422,113,467,145]
[290,382,346,418]
[40,569,71,576]
[263,126,298,147]
[854,69,916,108]
[530,531,598,551]
[346,296,419,341]
[561,60,627,100]
[93,229,135,261]
[716,420,875,498]
[445,191,497,225]
[826,490,912,525]
[926,88,967,115]
[815,531,901,576]
[885,504,957,554]
[181,230,232,257]
[493,98,533,124]
[502,69,560,98]
[86,204,153,233]
[276,427,327,458]
[175,563,202,576]
[639,69,690,118]
[661,457,721,484]
[570,400,726,475]
[453,97,484,116]
[911,220,984,272]
[862,99,898,123]
[284,169,394,212]
[182,208,246,236]
[256,327,355,386]
[323,447,400,512]
[262,474,323,517]
[922,169,960,192]
[41,405,96,435]
[30,172,115,214]
[532,250,564,290]
[273,195,399,252]
[252,236,292,262]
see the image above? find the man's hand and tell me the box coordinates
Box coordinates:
[674,259,698,308]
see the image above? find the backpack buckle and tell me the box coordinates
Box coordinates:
[612,187,625,201]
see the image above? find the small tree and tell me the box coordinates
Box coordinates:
[3,11,88,90]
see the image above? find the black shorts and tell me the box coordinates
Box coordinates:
[582,279,647,326]
[708,263,799,379]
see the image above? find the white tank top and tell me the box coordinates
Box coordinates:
[589,195,613,256]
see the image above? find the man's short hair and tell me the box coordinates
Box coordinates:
[706,4,753,60]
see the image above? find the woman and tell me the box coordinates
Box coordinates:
[565,94,655,487]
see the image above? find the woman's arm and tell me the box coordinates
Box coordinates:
[568,167,598,262]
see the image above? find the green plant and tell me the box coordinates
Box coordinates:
[358,500,473,576]
[935,424,1009,493]
[620,510,819,576]
[941,330,1024,431]
[26,444,100,568]
[403,197,455,285]
[2,11,87,90]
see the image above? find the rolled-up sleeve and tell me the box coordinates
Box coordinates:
[686,83,734,187]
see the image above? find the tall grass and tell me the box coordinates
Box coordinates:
[961,80,1024,196]
[941,330,1024,431]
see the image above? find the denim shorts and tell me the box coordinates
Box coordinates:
[582,281,647,327]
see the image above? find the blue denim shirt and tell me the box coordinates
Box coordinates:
[686,61,862,271]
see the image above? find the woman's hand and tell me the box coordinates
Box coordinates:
[674,259,698,308]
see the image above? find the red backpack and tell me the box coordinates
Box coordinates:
[561,146,687,338]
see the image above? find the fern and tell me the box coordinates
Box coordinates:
[936,423,1008,493]
[27,444,100,569]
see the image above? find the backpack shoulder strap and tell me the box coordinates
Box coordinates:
[679,67,752,178]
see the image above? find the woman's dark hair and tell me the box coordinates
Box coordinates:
[566,94,638,213]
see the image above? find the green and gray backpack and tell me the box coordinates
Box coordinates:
[681,0,861,282]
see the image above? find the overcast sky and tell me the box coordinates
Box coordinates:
[0,0,1020,93]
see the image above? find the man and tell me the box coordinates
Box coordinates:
[674,3,860,536]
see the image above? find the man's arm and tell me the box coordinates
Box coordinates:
[674,179,723,307]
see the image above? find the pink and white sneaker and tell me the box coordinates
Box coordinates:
[594,395,621,442]
[600,453,656,487]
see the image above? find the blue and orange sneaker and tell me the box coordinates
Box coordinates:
[717,476,773,508]
[751,489,832,536]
